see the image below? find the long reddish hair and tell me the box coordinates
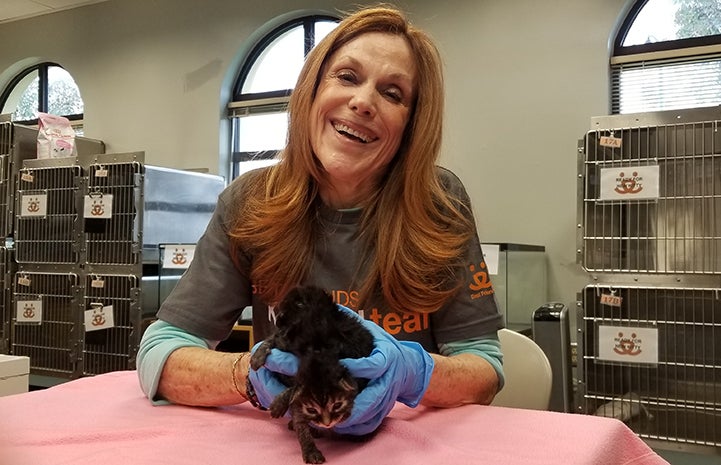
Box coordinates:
[230,5,473,313]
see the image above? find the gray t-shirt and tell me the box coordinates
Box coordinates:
[157,166,503,353]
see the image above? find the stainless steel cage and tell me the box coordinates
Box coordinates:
[0,123,11,237]
[578,284,721,448]
[11,271,82,379]
[0,122,105,239]
[0,247,8,354]
[15,160,83,264]
[8,152,224,382]
[578,107,721,274]
[82,273,141,375]
[84,160,143,266]
[577,106,721,453]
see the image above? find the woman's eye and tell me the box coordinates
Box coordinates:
[384,89,403,102]
[337,72,356,83]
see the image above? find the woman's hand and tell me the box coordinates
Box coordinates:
[246,345,299,408]
[333,305,434,436]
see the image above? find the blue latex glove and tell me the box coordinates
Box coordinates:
[247,343,299,409]
[334,304,435,436]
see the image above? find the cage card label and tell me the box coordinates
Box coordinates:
[84,194,113,219]
[599,165,660,201]
[85,304,115,332]
[597,325,658,364]
[163,245,196,269]
[599,135,622,148]
[600,293,623,307]
[16,299,42,324]
[20,193,48,217]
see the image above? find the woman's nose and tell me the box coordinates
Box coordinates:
[348,84,376,117]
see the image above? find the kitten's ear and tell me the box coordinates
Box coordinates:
[339,376,358,394]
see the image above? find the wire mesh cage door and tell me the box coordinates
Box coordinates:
[0,154,9,239]
[0,123,11,237]
[0,247,8,354]
[578,116,721,274]
[578,285,721,447]
[15,164,83,264]
[11,272,82,379]
[82,274,141,375]
[84,162,143,266]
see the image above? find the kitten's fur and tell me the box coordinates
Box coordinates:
[250,286,374,464]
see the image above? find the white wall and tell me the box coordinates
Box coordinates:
[0,0,632,327]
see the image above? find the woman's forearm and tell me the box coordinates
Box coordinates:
[157,346,250,407]
[157,346,498,409]
[421,352,499,408]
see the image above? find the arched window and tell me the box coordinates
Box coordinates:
[0,63,84,130]
[611,0,721,114]
[227,15,339,178]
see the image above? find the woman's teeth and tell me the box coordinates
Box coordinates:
[334,123,375,143]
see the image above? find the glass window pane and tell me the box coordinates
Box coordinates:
[623,0,721,46]
[236,158,279,178]
[2,70,39,121]
[236,112,289,151]
[673,0,721,39]
[242,27,305,93]
[314,20,338,46]
[47,65,84,116]
[624,0,678,45]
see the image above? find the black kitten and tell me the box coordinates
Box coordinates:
[250,286,374,464]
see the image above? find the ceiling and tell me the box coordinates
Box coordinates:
[0,0,111,25]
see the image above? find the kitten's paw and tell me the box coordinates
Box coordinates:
[269,401,288,418]
[249,342,272,370]
[302,447,325,464]
[269,388,293,418]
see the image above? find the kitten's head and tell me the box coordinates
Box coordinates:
[292,355,358,428]
[295,382,356,428]
[277,286,335,322]
[276,286,339,352]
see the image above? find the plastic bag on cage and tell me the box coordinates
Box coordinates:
[594,392,653,422]
[37,112,77,159]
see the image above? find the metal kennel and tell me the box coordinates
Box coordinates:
[8,150,224,382]
[1,122,104,357]
[576,106,721,452]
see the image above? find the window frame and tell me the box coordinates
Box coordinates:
[0,62,84,126]
[614,0,721,57]
[611,0,721,114]
[231,15,337,102]
[228,14,339,179]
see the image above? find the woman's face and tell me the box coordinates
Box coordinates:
[310,32,417,207]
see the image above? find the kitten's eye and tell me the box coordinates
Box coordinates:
[306,407,319,416]
[332,401,345,412]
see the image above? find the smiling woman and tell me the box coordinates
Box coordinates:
[138,5,504,443]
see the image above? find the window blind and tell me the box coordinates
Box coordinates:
[611,52,721,114]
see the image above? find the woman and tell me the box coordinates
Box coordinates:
[138,5,504,435]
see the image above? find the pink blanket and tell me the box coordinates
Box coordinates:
[0,371,668,465]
